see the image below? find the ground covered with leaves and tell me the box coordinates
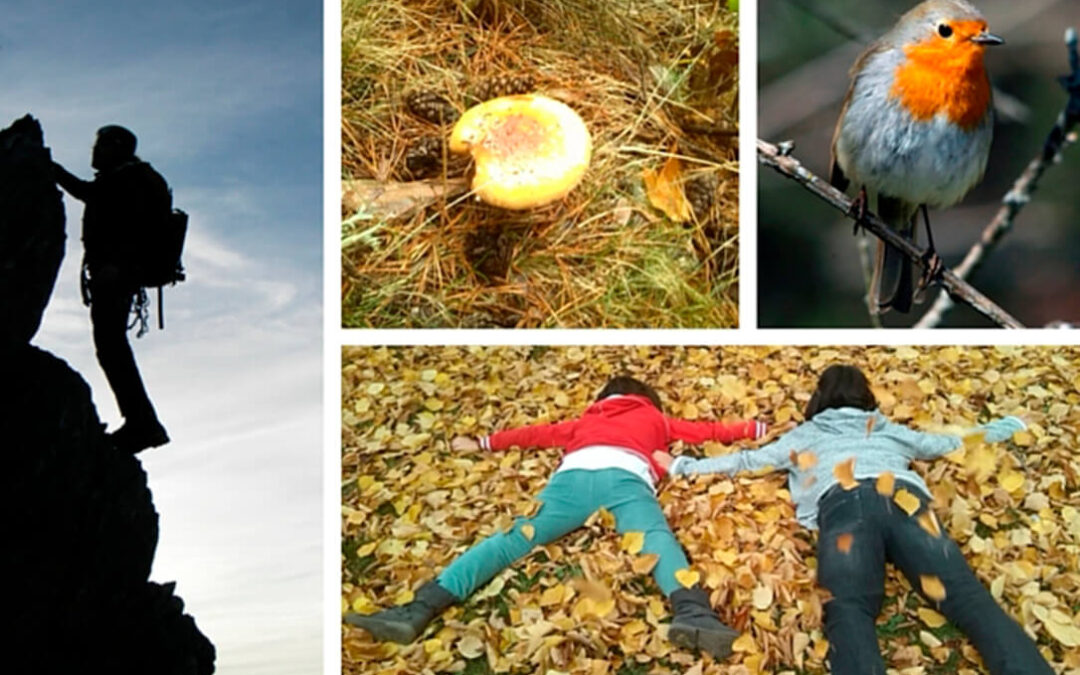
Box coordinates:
[342,346,1080,674]
[341,0,738,327]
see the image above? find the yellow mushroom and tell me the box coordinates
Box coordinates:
[449,94,591,209]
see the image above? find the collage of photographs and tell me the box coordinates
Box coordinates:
[4,0,1080,674]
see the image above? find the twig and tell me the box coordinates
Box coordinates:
[757,139,1025,328]
[915,28,1080,329]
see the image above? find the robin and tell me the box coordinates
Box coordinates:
[830,0,1003,314]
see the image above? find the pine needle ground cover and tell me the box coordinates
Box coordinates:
[342,0,738,328]
[343,346,1080,674]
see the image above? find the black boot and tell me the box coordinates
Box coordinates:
[668,586,740,659]
[345,579,458,644]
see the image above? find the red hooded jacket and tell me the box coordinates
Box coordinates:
[480,394,766,479]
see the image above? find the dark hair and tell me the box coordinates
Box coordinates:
[597,375,663,412]
[804,364,877,420]
[96,125,137,157]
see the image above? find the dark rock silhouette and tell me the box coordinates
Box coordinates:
[1,116,215,674]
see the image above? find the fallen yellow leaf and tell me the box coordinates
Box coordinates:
[675,568,701,589]
[797,451,818,471]
[918,607,947,628]
[643,153,692,222]
[836,533,854,554]
[876,472,895,496]
[752,584,774,610]
[893,489,921,516]
[521,523,535,541]
[632,553,660,575]
[732,632,757,653]
[834,457,858,490]
[918,510,942,537]
[921,575,947,601]
[621,531,645,555]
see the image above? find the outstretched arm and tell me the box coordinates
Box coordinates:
[667,417,768,445]
[887,416,1026,461]
[667,428,800,477]
[52,162,92,201]
[475,420,579,452]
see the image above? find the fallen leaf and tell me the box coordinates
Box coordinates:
[834,457,858,490]
[918,608,947,628]
[894,489,921,516]
[836,533,854,554]
[797,451,818,471]
[621,531,645,555]
[643,153,692,222]
[921,575,947,601]
[866,416,876,437]
[457,633,485,659]
[917,510,942,537]
[752,584,774,610]
[876,472,895,496]
[632,553,660,575]
[521,524,535,541]
[675,568,701,589]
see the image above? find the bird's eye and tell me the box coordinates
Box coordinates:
[938,23,953,38]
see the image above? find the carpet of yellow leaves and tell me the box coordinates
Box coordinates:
[342,346,1080,674]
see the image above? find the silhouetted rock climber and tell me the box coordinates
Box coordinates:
[53,125,171,453]
[2,114,215,674]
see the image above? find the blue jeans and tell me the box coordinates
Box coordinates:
[816,480,1052,675]
[437,468,690,599]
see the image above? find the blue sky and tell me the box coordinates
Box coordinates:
[1,1,322,673]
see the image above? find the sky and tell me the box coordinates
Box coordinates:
[1,1,322,672]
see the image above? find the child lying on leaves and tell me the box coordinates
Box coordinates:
[656,364,1053,675]
[345,375,769,659]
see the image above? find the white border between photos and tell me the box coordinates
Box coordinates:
[323,1,1080,672]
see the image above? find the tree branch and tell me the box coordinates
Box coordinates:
[915,28,1080,328]
[756,139,1025,328]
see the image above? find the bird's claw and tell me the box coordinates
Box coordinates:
[849,186,869,234]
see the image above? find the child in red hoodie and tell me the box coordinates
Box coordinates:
[346,376,768,659]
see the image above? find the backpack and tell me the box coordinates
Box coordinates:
[134,204,188,332]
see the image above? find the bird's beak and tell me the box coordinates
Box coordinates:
[971,31,1004,46]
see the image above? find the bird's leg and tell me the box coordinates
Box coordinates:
[916,204,944,290]
[849,185,869,235]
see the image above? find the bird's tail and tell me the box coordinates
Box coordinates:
[871,196,918,314]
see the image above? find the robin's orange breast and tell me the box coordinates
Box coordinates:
[889,20,992,131]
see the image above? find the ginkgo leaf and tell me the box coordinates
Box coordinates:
[675,568,700,588]
[621,531,645,555]
[833,457,858,490]
[632,553,660,575]
[457,633,485,659]
[893,489,921,516]
[731,632,757,653]
[540,584,567,607]
[797,451,818,471]
[836,533,854,554]
[521,524,535,541]
[918,607,947,628]
[918,510,942,537]
[866,416,876,437]
[876,472,895,496]
[643,153,692,222]
[752,584,773,610]
[921,575,947,601]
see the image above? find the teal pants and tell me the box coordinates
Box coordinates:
[437,468,690,599]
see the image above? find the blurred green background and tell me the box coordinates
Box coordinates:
[758,0,1080,327]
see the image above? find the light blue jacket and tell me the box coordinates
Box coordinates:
[670,407,1024,530]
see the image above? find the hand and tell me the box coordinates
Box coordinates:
[982,416,1027,444]
[652,450,674,470]
[451,436,480,452]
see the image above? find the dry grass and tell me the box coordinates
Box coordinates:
[342,0,739,328]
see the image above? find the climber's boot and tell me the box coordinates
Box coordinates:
[344,579,458,644]
[667,586,740,659]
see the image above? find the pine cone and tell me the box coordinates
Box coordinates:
[685,173,720,220]
[403,136,470,179]
[470,73,536,103]
[405,90,459,125]
[404,136,445,179]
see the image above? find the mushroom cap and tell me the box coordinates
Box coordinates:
[449,94,592,210]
